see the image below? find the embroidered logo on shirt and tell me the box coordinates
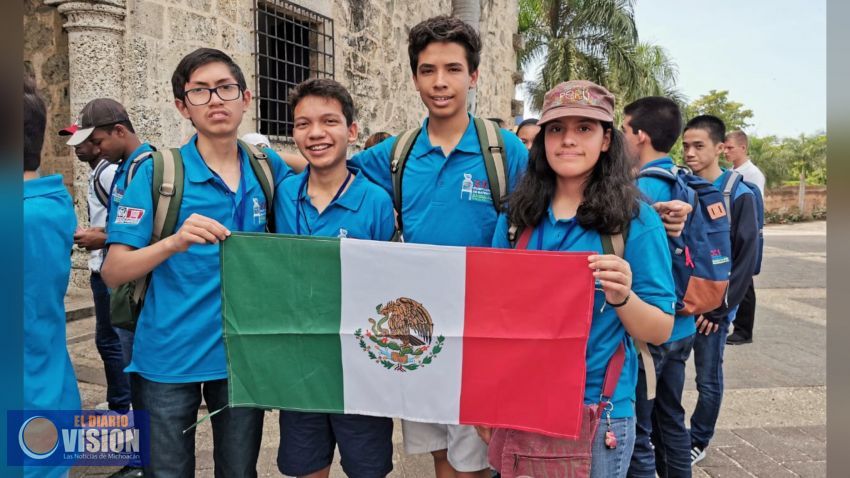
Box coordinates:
[338,228,349,238]
[459,173,492,203]
[112,188,124,204]
[252,197,267,226]
[115,206,145,225]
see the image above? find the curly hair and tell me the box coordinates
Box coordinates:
[507,121,640,235]
[408,15,481,74]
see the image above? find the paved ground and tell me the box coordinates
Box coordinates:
[68,221,826,477]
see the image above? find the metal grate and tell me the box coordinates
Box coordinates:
[254,0,334,141]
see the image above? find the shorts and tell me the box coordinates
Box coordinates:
[401,420,489,472]
[277,411,393,478]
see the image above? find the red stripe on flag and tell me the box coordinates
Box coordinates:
[459,248,595,438]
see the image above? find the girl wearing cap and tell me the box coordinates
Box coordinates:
[480,80,675,477]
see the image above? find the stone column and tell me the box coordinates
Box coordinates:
[45,0,126,288]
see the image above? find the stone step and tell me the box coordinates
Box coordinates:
[65,286,94,322]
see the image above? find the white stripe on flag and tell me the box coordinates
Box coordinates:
[340,239,467,424]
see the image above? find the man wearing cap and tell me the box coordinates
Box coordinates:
[66,98,156,232]
[64,99,148,478]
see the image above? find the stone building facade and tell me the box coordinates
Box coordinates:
[24,0,521,286]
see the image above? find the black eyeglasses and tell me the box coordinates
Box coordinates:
[183,83,243,106]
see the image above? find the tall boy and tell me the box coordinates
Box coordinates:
[274,78,395,478]
[23,75,82,478]
[349,15,529,477]
[101,48,291,476]
[724,130,764,345]
[682,115,759,466]
[622,97,695,478]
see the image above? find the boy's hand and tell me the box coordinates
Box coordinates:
[166,213,230,253]
[73,227,107,250]
[652,200,693,238]
[695,315,720,335]
[588,254,632,305]
[474,425,492,445]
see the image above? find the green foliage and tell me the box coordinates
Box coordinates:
[746,133,827,188]
[519,0,681,113]
[685,90,754,131]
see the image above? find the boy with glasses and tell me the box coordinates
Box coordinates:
[101,48,292,476]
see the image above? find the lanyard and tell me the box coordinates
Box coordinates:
[208,156,247,231]
[535,217,578,251]
[296,168,354,236]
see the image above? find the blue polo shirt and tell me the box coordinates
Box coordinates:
[107,136,292,383]
[23,175,82,412]
[637,157,696,342]
[492,202,676,418]
[275,167,395,240]
[108,142,155,228]
[349,114,528,246]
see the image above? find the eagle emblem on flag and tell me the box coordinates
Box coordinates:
[354,297,445,372]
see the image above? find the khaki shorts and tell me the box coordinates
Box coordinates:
[401,420,489,472]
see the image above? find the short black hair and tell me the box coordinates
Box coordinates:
[171,48,247,100]
[623,96,682,153]
[408,15,482,75]
[684,115,726,145]
[289,78,356,126]
[516,118,539,135]
[24,75,46,172]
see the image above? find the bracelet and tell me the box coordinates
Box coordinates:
[606,292,631,308]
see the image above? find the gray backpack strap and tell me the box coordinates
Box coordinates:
[473,117,508,211]
[602,230,656,400]
[638,166,677,180]
[389,128,422,240]
[722,170,742,216]
[125,150,155,189]
[238,140,276,232]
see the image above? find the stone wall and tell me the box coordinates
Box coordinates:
[765,186,827,215]
[24,0,74,193]
[31,0,520,285]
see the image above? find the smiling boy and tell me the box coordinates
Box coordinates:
[101,48,291,476]
[274,78,395,478]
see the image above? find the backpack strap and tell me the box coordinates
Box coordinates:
[637,166,677,180]
[238,139,276,233]
[92,160,112,208]
[472,117,508,211]
[601,227,656,400]
[600,341,626,404]
[721,170,742,216]
[125,150,156,190]
[511,225,532,250]
[389,128,422,240]
[151,148,184,243]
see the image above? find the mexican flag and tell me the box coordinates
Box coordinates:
[221,233,595,438]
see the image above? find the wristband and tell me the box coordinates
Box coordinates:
[606,292,631,308]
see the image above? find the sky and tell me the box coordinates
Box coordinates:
[518,0,826,138]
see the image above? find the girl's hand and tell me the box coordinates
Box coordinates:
[588,254,632,305]
[474,425,493,444]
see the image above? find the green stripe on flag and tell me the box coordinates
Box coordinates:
[221,233,344,412]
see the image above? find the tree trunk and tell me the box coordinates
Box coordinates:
[798,171,806,213]
[452,0,480,114]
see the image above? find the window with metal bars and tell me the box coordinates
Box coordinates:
[255,0,334,140]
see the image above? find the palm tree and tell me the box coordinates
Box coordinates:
[519,0,680,112]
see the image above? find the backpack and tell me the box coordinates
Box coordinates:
[92,160,113,208]
[511,224,658,400]
[109,140,276,331]
[389,117,508,241]
[720,170,765,275]
[638,166,732,316]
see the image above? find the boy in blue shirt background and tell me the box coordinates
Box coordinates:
[622,96,696,478]
[23,75,81,478]
[102,48,291,477]
[274,78,395,478]
[682,115,759,466]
